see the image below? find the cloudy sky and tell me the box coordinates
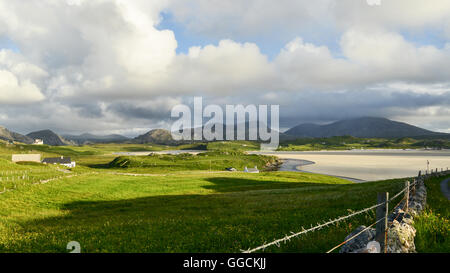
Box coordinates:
[0,0,450,136]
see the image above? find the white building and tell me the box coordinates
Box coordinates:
[33,139,44,145]
[42,156,76,168]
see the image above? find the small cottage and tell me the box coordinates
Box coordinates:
[33,139,44,145]
[42,156,76,168]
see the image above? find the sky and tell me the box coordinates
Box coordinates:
[0,0,450,136]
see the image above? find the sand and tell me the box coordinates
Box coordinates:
[257,150,450,181]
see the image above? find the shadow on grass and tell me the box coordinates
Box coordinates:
[3,177,404,253]
[201,176,344,193]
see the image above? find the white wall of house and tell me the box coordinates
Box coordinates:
[61,162,76,168]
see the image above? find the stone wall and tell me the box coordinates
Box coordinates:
[339,171,438,253]
[384,179,426,253]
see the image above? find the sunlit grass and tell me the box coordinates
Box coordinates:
[0,166,408,253]
[414,175,450,253]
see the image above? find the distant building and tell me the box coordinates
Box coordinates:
[33,139,44,145]
[244,166,259,173]
[12,154,41,163]
[42,156,76,168]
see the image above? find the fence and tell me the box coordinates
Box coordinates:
[242,167,450,253]
[0,169,68,194]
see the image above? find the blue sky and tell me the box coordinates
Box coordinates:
[156,11,343,60]
[0,36,20,52]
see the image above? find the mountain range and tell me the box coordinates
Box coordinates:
[285,117,448,138]
[0,126,33,144]
[64,133,130,145]
[1,117,449,146]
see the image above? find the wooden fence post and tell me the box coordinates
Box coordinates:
[404,181,409,212]
[376,192,389,251]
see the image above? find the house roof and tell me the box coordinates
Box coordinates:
[42,157,72,164]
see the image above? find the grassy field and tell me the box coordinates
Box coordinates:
[102,151,278,174]
[1,141,442,253]
[0,163,407,252]
[414,174,450,253]
[0,159,70,191]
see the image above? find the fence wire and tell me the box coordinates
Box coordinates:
[241,201,385,253]
[241,174,432,254]
[325,216,386,253]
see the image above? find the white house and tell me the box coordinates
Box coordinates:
[33,139,44,145]
[42,156,76,168]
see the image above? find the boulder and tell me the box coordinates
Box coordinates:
[339,226,376,253]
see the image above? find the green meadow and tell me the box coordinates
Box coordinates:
[0,141,446,253]
[0,170,408,253]
[414,175,450,253]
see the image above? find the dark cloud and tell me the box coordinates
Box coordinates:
[107,102,173,121]
[71,103,104,118]
[278,90,450,129]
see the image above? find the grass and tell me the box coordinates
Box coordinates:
[0,159,70,191]
[413,175,450,253]
[0,162,407,253]
[102,151,278,173]
[1,141,444,253]
[207,141,260,151]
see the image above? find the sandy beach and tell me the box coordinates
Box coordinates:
[255,150,450,181]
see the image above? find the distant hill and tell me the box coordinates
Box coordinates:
[27,130,74,146]
[285,117,448,138]
[132,129,176,145]
[64,133,129,144]
[0,126,34,144]
[133,123,290,145]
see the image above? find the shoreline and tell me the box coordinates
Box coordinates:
[278,158,366,183]
[253,149,450,182]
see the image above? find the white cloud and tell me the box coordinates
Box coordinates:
[333,0,450,31]
[340,28,450,82]
[165,40,274,94]
[0,69,45,104]
[2,0,449,101]
[273,29,450,91]
[0,0,177,100]
[167,0,450,40]
[167,0,333,38]
[0,0,449,133]
[0,49,46,104]
[274,37,358,90]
